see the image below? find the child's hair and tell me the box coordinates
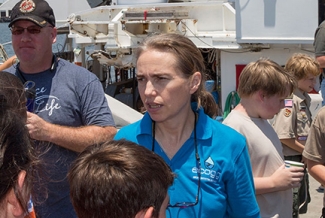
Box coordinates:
[68,139,174,218]
[237,58,296,98]
[0,71,26,119]
[0,95,35,213]
[285,53,320,80]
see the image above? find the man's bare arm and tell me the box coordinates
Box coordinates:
[26,112,117,152]
[307,159,325,185]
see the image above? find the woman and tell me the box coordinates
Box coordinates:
[114,33,260,217]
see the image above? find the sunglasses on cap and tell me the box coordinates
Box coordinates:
[10,25,53,35]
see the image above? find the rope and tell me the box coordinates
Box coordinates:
[223,91,240,119]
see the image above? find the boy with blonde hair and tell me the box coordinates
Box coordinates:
[272,53,320,217]
[223,58,304,218]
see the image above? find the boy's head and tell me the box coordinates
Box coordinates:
[285,53,320,93]
[237,58,296,119]
[237,58,296,99]
[68,139,174,218]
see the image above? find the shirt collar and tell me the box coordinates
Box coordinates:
[293,89,311,105]
[138,103,213,141]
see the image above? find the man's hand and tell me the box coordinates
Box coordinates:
[26,111,50,141]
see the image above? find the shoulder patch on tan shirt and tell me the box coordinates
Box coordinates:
[284,108,292,117]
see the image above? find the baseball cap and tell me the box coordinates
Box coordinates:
[9,0,55,28]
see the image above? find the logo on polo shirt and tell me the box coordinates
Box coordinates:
[192,156,220,182]
[205,157,214,169]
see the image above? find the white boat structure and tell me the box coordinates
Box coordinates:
[0,0,323,123]
[0,0,91,26]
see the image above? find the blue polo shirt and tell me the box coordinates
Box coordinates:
[114,105,259,218]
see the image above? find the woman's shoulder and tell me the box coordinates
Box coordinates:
[115,121,140,138]
[115,117,149,140]
[203,114,247,146]
[207,120,249,162]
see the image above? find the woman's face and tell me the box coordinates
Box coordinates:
[136,49,198,123]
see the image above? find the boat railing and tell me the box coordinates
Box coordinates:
[0,42,10,62]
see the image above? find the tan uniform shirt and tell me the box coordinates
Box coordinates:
[273,89,312,156]
[303,106,325,206]
[224,110,292,217]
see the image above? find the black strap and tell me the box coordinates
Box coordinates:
[15,54,57,84]
[15,62,27,84]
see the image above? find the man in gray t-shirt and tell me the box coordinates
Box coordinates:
[6,0,116,217]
